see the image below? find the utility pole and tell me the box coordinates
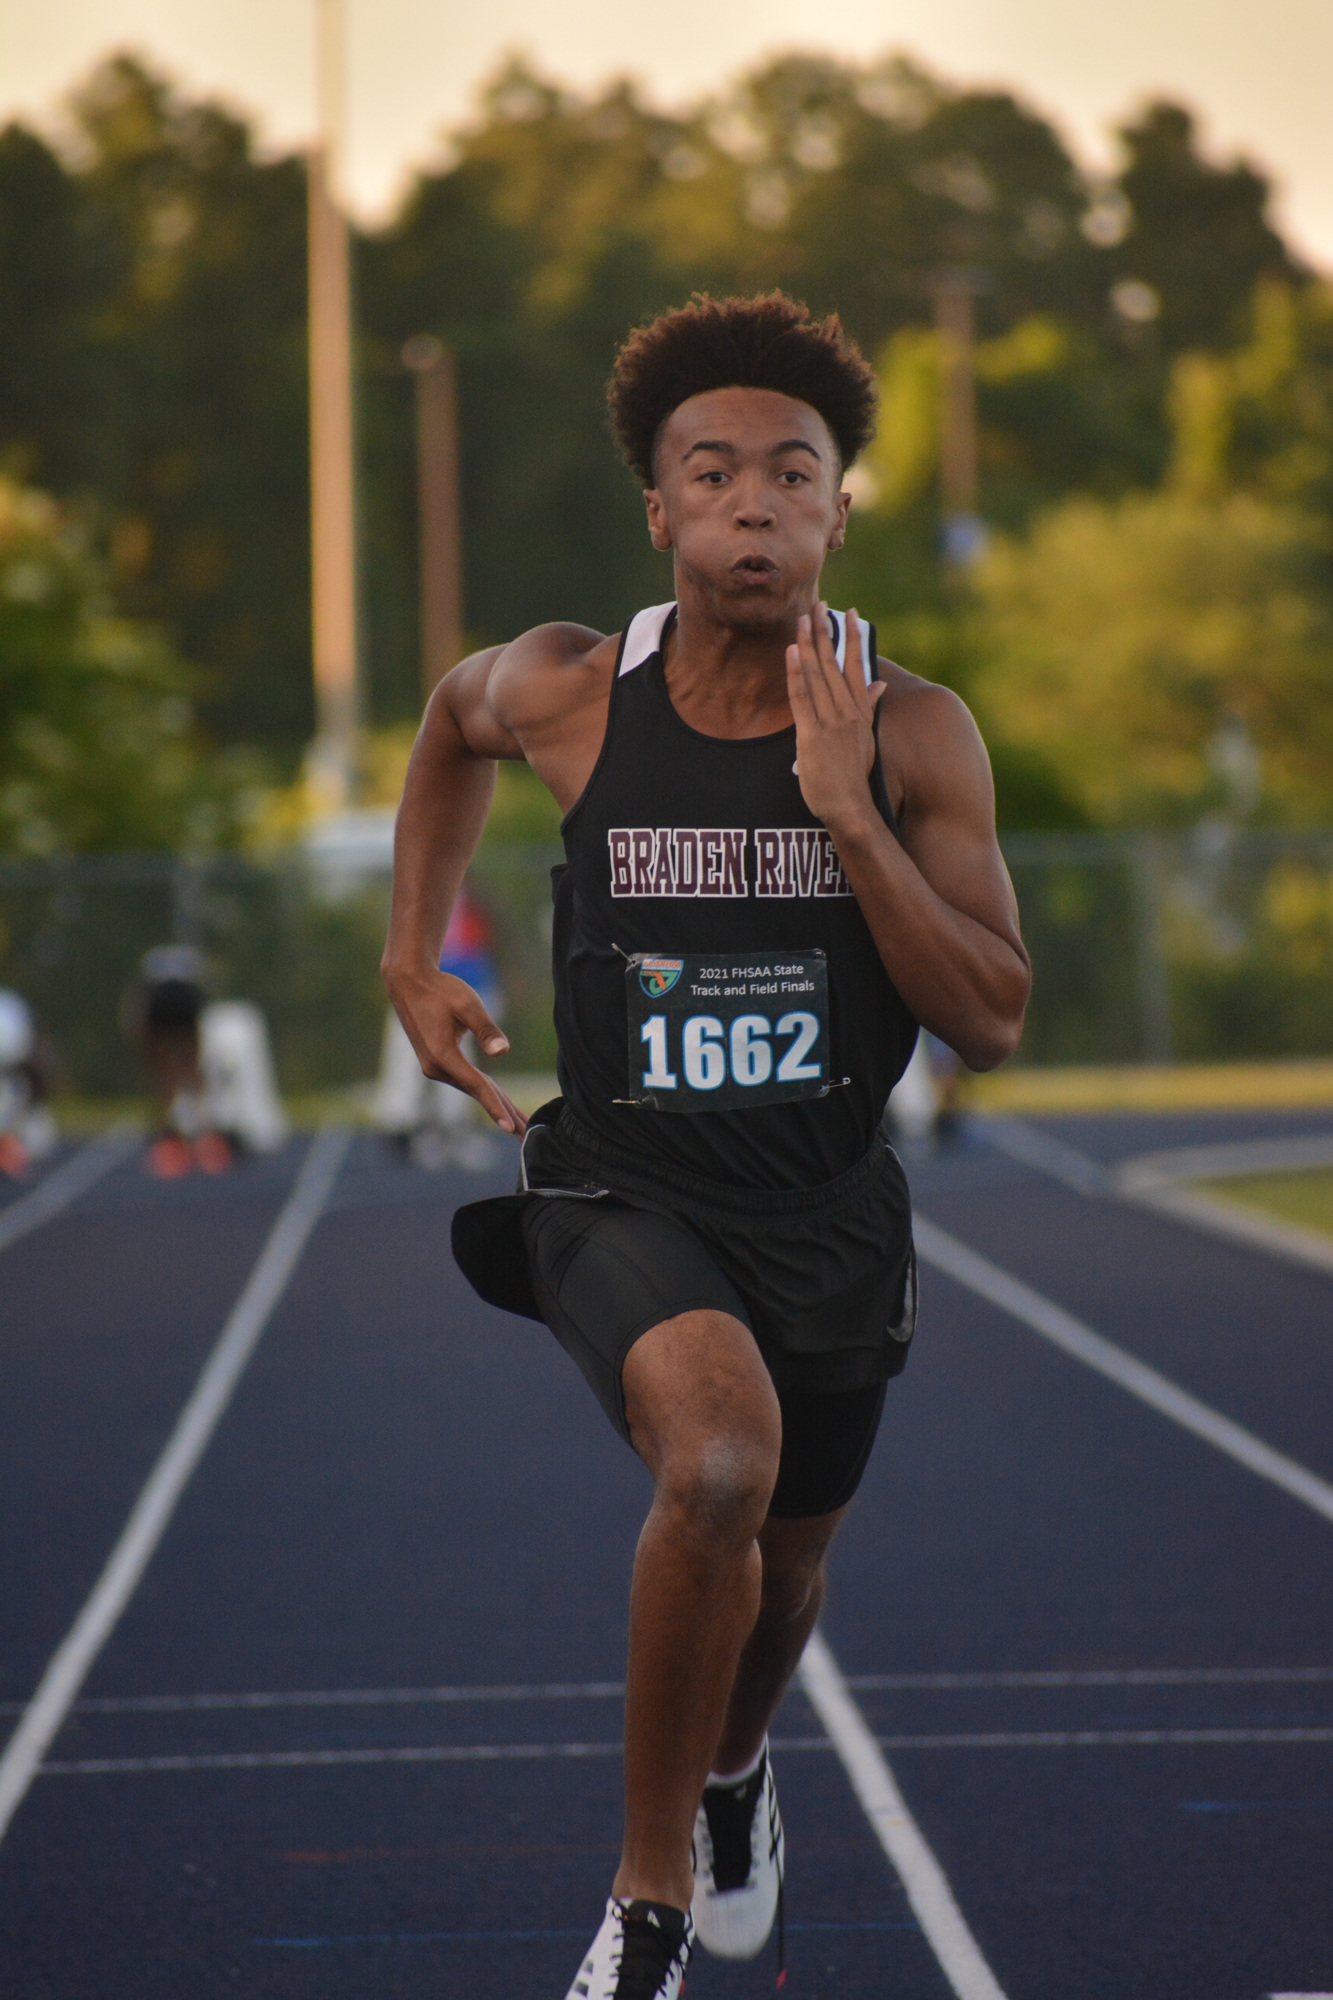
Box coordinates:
[932,268,987,570]
[402,336,463,700]
[305,0,359,811]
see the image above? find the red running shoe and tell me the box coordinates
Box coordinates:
[147,1134,193,1179]
[193,1131,235,1175]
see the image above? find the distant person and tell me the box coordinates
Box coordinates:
[132,946,233,1178]
[199,1001,289,1155]
[884,1033,938,1143]
[0,989,57,1177]
[884,1031,966,1146]
[374,885,503,1170]
[925,1030,966,1142]
[384,294,1029,2000]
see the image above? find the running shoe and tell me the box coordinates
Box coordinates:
[691,1742,784,1961]
[192,1131,235,1175]
[565,1897,692,2000]
[147,1133,193,1178]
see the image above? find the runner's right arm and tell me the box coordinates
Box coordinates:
[382,625,611,1134]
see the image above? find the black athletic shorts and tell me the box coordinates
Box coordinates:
[453,1102,916,1520]
[143,978,204,1034]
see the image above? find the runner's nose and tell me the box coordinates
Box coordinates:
[732,479,775,529]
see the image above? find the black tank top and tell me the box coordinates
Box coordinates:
[551,603,919,1190]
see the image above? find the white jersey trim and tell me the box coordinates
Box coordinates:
[617,603,874,683]
[618,602,676,676]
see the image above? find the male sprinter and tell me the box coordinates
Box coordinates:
[383,293,1030,2000]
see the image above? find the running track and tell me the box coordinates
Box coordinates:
[1,1109,1331,1998]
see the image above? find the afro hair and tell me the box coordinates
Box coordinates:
[608,292,878,486]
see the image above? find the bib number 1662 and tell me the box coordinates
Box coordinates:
[623,948,830,1112]
[641,1010,821,1094]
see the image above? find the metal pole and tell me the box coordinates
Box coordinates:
[402,336,463,700]
[1129,836,1175,1065]
[306,0,359,810]
[933,270,985,569]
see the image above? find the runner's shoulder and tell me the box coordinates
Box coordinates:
[488,622,618,734]
[877,657,976,729]
[875,659,992,796]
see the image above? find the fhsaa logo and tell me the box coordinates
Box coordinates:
[638,956,684,997]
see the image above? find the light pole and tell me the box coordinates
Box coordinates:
[402,336,464,701]
[932,268,987,570]
[305,0,360,811]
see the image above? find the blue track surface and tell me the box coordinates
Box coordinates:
[1,1110,1331,1997]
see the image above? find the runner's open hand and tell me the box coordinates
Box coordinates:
[391,969,528,1136]
[786,603,885,831]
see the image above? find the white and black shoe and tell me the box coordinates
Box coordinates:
[691,1741,785,1963]
[565,1897,693,2000]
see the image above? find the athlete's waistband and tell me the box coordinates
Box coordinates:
[546,1102,895,1218]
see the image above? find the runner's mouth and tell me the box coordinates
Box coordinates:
[732,556,778,578]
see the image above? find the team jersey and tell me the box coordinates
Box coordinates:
[551,602,918,1190]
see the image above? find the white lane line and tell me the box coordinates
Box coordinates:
[848,1666,1333,1691]
[1118,1132,1333,1190]
[33,1679,629,1717]
[914,1216,1333,1529]
[0,1126,351,1847]
[15,1662,1328,1720]
[799,1629,1010,2000]
[983,1116,1333,1279]
[873,1729,1333,1749]
[1126,1180,1333,1277]
[44,1740,633,1774]
[39,1726,1333,1777]
[983,1117,1110,1195]
[0,1128,140,1257]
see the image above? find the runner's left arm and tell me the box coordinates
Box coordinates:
[787,606,1030,1070]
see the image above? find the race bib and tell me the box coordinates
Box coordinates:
[623,951,830,1113]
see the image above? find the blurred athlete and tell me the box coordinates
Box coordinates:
[374,885,503,1169]
[384,294,1030,2000]
[133,946,233,1178]
[0,989,57,1176]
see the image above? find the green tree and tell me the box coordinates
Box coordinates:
[0,475,238,852]
[1110,103,1301,356]
[970,489,1333,826]
[1170,279,1333,518]
[0,48,1323,775]
[0,57,311,750]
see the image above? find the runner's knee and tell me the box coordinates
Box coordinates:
[658,1431,779,1546]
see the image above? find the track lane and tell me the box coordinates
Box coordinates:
[821,1149,1333,1999]
[913,1132,1333,1487]
[4,1117,1333,1996]
[0,1136,948,1998]
[0,1143,306,1702]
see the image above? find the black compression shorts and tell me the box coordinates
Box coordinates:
[521,1194,893,1516]
[478,1104,917,1520]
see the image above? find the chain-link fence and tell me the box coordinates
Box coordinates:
[1007,828,1333,1066]
[4,828,1333,1098]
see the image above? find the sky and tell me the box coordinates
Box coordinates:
[5,0,1333,267]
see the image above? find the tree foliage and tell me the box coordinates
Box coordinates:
[971,490,1333,825]
[0,58,310,749]
[0,475,242,853]
[0,47,1327,836]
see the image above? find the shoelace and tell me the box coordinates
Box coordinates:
[701,1761,767,1890]
[702,1758,786,1988]
[611,1903,688,2000]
